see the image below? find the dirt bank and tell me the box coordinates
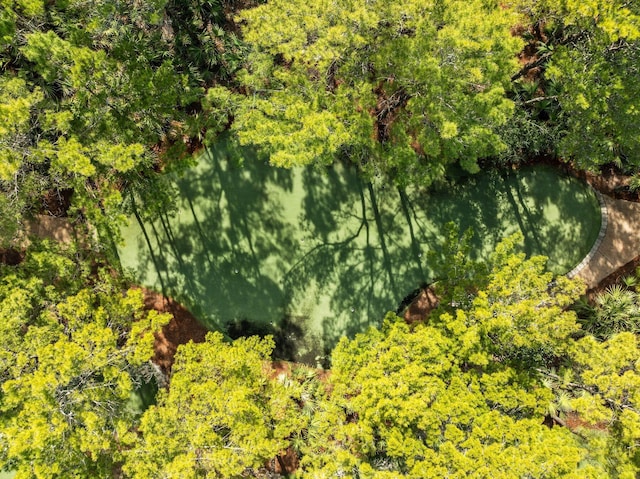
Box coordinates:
[141,288,208,375]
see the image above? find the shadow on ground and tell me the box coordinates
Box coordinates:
[119,138,601,364]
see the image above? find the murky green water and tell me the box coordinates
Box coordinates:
[118,139,601,365]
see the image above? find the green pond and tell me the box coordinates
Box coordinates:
[118,139,601,365]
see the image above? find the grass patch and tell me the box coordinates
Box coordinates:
[119,137,600,365]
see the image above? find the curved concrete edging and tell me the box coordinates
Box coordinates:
[566,189,608,279]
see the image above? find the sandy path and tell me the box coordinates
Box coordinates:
[574,195,640,288]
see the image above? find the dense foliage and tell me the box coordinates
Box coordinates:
[124,333,309,478]
[0,0,247,245]
[0,242,170,477]
[117,235,640,477]
[1,0,640,477]
[206,0,640,185]
[2,239,640,477]
[512,0,640,170]
[2,0,639,241]
[217,0,522,187]
[296,234,640,478]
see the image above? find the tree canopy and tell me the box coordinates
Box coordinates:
[0,242,170,478]
[208,0,640,182]
[124,332,309,478]
[217,0,522,186]
[513,0,640,170]
[2,0,640,477]
[296,234,604,477]
[0,0,247,245]
[2,238,640,477]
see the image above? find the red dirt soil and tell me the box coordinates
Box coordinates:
[564,411,609,432]
[403,286,440,324]
[141,288,208,375]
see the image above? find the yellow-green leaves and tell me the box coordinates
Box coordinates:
[0,149,21,181]
[94,142,147,173]
[303,310,590,477]
[0,77,43,181]
[124,332,307,478]
[232,0,523,186]
[0,243,170,478]
[128,308,172,366]
[53,137,95,176]
[469,236,583,355]
[559,333,640,474]
[8,0,45,17]
[0,78,40,137]
[0,0,214,245]
[295,235,598,476]
[516,0,640,169]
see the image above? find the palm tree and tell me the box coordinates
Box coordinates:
[582,284,640,339]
